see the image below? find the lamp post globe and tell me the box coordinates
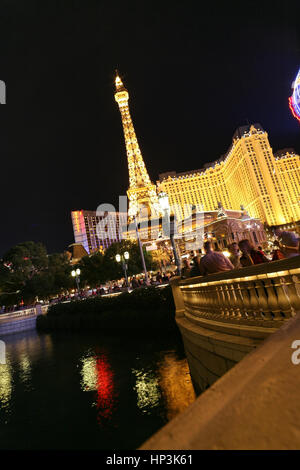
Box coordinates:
[158,191,170,212]
[115,253,129,291]
[158,192,181,275]
[71,268,80,292]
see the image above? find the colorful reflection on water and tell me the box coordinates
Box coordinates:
[0,359,12,411]
[158,353,196,421]
[80,350,117,423]
[95,353,116,422]
[0,330,195,449]
[132,367,161,414]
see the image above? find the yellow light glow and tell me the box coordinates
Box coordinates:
[132,368,161,414]
[157,353,196,421]
[158,125,300,226]
[19,354,31,385]
[80,356,97,391]
[0,359,12,408]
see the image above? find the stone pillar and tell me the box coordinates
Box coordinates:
[35,304,42,316]
[170,276,185,318]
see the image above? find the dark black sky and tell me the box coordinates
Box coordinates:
[0,0,299,255]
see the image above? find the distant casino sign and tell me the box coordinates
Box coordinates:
[289,68,300,123]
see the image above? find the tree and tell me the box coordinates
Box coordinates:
[78,252,107,287]
[0,263,14,293]
[2,241,48,279]
[104,240,158,280]
[0,239,159,306]
[150,247,171,273]
[48,253,73,293]
[0,242,49,303]
[76,240,159,286]
[0,242,73,305]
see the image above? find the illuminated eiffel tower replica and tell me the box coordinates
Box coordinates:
[114,71,162,222]
[114,71,181,272]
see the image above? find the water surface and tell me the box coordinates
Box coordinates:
[0,329,195,449]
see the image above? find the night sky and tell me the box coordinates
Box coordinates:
[0,1,299,255]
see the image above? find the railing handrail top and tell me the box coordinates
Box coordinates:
[175,255,300,287]
[0,307,36,318]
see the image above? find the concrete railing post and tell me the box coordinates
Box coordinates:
[172,257,300,327]
[168,257,300,397]
[170,276,185,318]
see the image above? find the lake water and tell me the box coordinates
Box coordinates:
[0,329,195,449]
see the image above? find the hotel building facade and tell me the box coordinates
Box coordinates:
[157,124,300,227]
[71,210,127,254]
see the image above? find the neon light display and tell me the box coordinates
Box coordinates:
[289,68,300,123]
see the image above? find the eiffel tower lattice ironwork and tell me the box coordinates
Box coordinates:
[114,71,162,219]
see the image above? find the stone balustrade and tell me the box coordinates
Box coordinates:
[141,308,300,450]
[174,256,300,329]
[0,307,37,322]
[170,255,300,393]
[0,304,49,335]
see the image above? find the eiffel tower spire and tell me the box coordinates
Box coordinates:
[114,71,162,218]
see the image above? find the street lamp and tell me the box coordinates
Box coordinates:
[158,191,169,213]
[158,192,181,276]
[71,268,81,292]
[133,215,149,285]
[246,223,253,243]
[116,251,130,291]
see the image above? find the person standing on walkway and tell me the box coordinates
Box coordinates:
[274,229,300,258]
[228,242,242,269]
[181,258,192,278]
[199,241,234,275]
[190,254,202,276]
[271,240,286,261]
[238,239,269,266]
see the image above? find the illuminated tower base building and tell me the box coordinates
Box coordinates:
[158,124,300,227]
[71,210,127,254]
[178,206,267,254]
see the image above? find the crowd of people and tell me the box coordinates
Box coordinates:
[0,270,175,313]
[1,230,299,313]
[87,271,173,294]
[181,230,300,279]
[47,271,173,303]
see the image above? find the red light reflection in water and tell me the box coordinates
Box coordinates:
[95,352,116,424]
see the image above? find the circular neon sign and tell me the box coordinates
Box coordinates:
[289,68,300,123]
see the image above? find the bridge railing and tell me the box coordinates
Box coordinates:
[0,304,49,324]
[140,302,300,450]
[0,307,37,322]
[171,255,300,330]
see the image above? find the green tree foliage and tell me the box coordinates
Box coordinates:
[104,240,158,277]
[78,240,158,287]
[77,252,107,287]
[0,263,13,293]
[0,240,159,305]
[2,241,48,276]
[48,253,73,293]
[0,242,49,300]
[0,242,72,305]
